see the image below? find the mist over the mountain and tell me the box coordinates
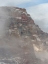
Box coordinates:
[0,7,48,64]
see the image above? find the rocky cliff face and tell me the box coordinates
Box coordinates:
[6,7,48,44]
[0,7,48,64]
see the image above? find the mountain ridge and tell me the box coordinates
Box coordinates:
[0,7,48,64]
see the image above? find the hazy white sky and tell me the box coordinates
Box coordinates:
[0,0,48,32]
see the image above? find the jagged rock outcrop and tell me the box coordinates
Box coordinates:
[0,7,48,64]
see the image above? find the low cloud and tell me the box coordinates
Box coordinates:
[27,3,48,33]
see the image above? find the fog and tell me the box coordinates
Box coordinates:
[0,7,48,64]
[0,7,12,38]
[0,7,37,64]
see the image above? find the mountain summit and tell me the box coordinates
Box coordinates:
[0,7,48,64]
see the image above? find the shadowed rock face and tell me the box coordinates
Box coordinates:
[0,7,48,64]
